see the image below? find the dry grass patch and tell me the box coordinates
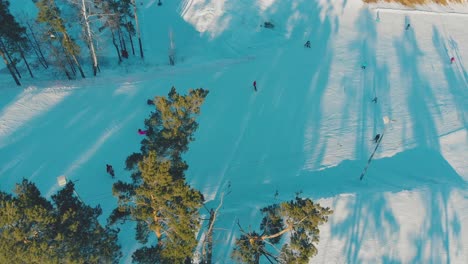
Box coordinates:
[363,0,466,7]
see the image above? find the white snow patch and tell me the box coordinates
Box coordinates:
[440,128,468,180]
[0,86,71,148]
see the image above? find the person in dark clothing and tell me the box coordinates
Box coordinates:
[450,57,455,64]
[147,99,154,105]
[253,81,257,92]
[304,41,311,48]
[405,23,410,30]
[373,134,381,143]
[122,49,129,58]
[372,97,378,103]
[106,164,115,178]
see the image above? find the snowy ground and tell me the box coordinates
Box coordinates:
[1,0,467,263]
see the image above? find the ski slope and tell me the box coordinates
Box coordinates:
[1,0,467,263]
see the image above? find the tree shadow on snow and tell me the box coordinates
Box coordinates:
[393,21,441,150]
[431,27,468,131]
[325,148,465,264]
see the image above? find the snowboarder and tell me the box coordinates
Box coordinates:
[450,57,455,64]
[405,23,411,30]
[253,81,257,92]
[138,129,147,135]
[372,97,378,103]
[147,99,154,105]
[373,134,381,143]
[304,41,311,48]
[106,164,115,178]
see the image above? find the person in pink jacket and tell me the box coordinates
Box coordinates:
[138,129,147,135]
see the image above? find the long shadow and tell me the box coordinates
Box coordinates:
[432,27,468,131]
[393,23,440,150]
[370,19,467,264]
[205,146,465,262]
[182,0,340,261]
[340,8,386,161]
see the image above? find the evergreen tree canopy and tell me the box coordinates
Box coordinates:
[232,196,333,264]
[0,179,121,264]
[111,87,209,263]
[35,0,80,57]
[0,0,27,43]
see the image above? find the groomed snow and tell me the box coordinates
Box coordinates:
[1,0,467,263]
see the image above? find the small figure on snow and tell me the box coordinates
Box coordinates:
[361,64,366,70]
[263,21,274,29]
[106,164,115,178]
[121,49,129,59]
[147,99,154,105]
[138,129,148,135]
[450,57,455,64]
[304,40,311,48]
[372,97,378,103]
[253,81,257,92]
[373,134,381,143]
[405,23,411,30]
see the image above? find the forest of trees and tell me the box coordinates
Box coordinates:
[0,87,333,263]
[0,0,148,86]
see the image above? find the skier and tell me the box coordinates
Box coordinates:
[138,129,147,135]
[373,134,381,143]
[253,81,257,92]
[372,97,378,103]
[304,40,311,48]
[405,23,410,30]
[106,164,115,178]
[361,64,366,70]
[147,99,154,105]
[450,57,455,64]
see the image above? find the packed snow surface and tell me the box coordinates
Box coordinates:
[1,0,467,263]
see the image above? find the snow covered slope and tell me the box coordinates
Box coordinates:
[1,0,467,263]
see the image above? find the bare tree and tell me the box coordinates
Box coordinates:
[66,0,100,76]
[200,182,231,264]
[130,0,143,58]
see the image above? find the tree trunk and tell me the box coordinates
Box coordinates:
[203,210,214,264]
[0,39,21,79]
[18,45,34,78]
[71,54,86,78]
[124,18,135,55]
[111,30,122,63]
[0,48,21,86]
[131,0,144,58]
[128,26,135,56]
[81,0,99,76]
[60,43,76,75]
[118,27,126,52]
[26,22,48,68]
[25,33,47,69]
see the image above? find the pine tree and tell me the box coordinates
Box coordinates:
[35,0,85,79]
[0,0,27,85]
[0,180,57,263]
[111,87,209,263]
[0,179,121,263]
[232,196,333,264]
